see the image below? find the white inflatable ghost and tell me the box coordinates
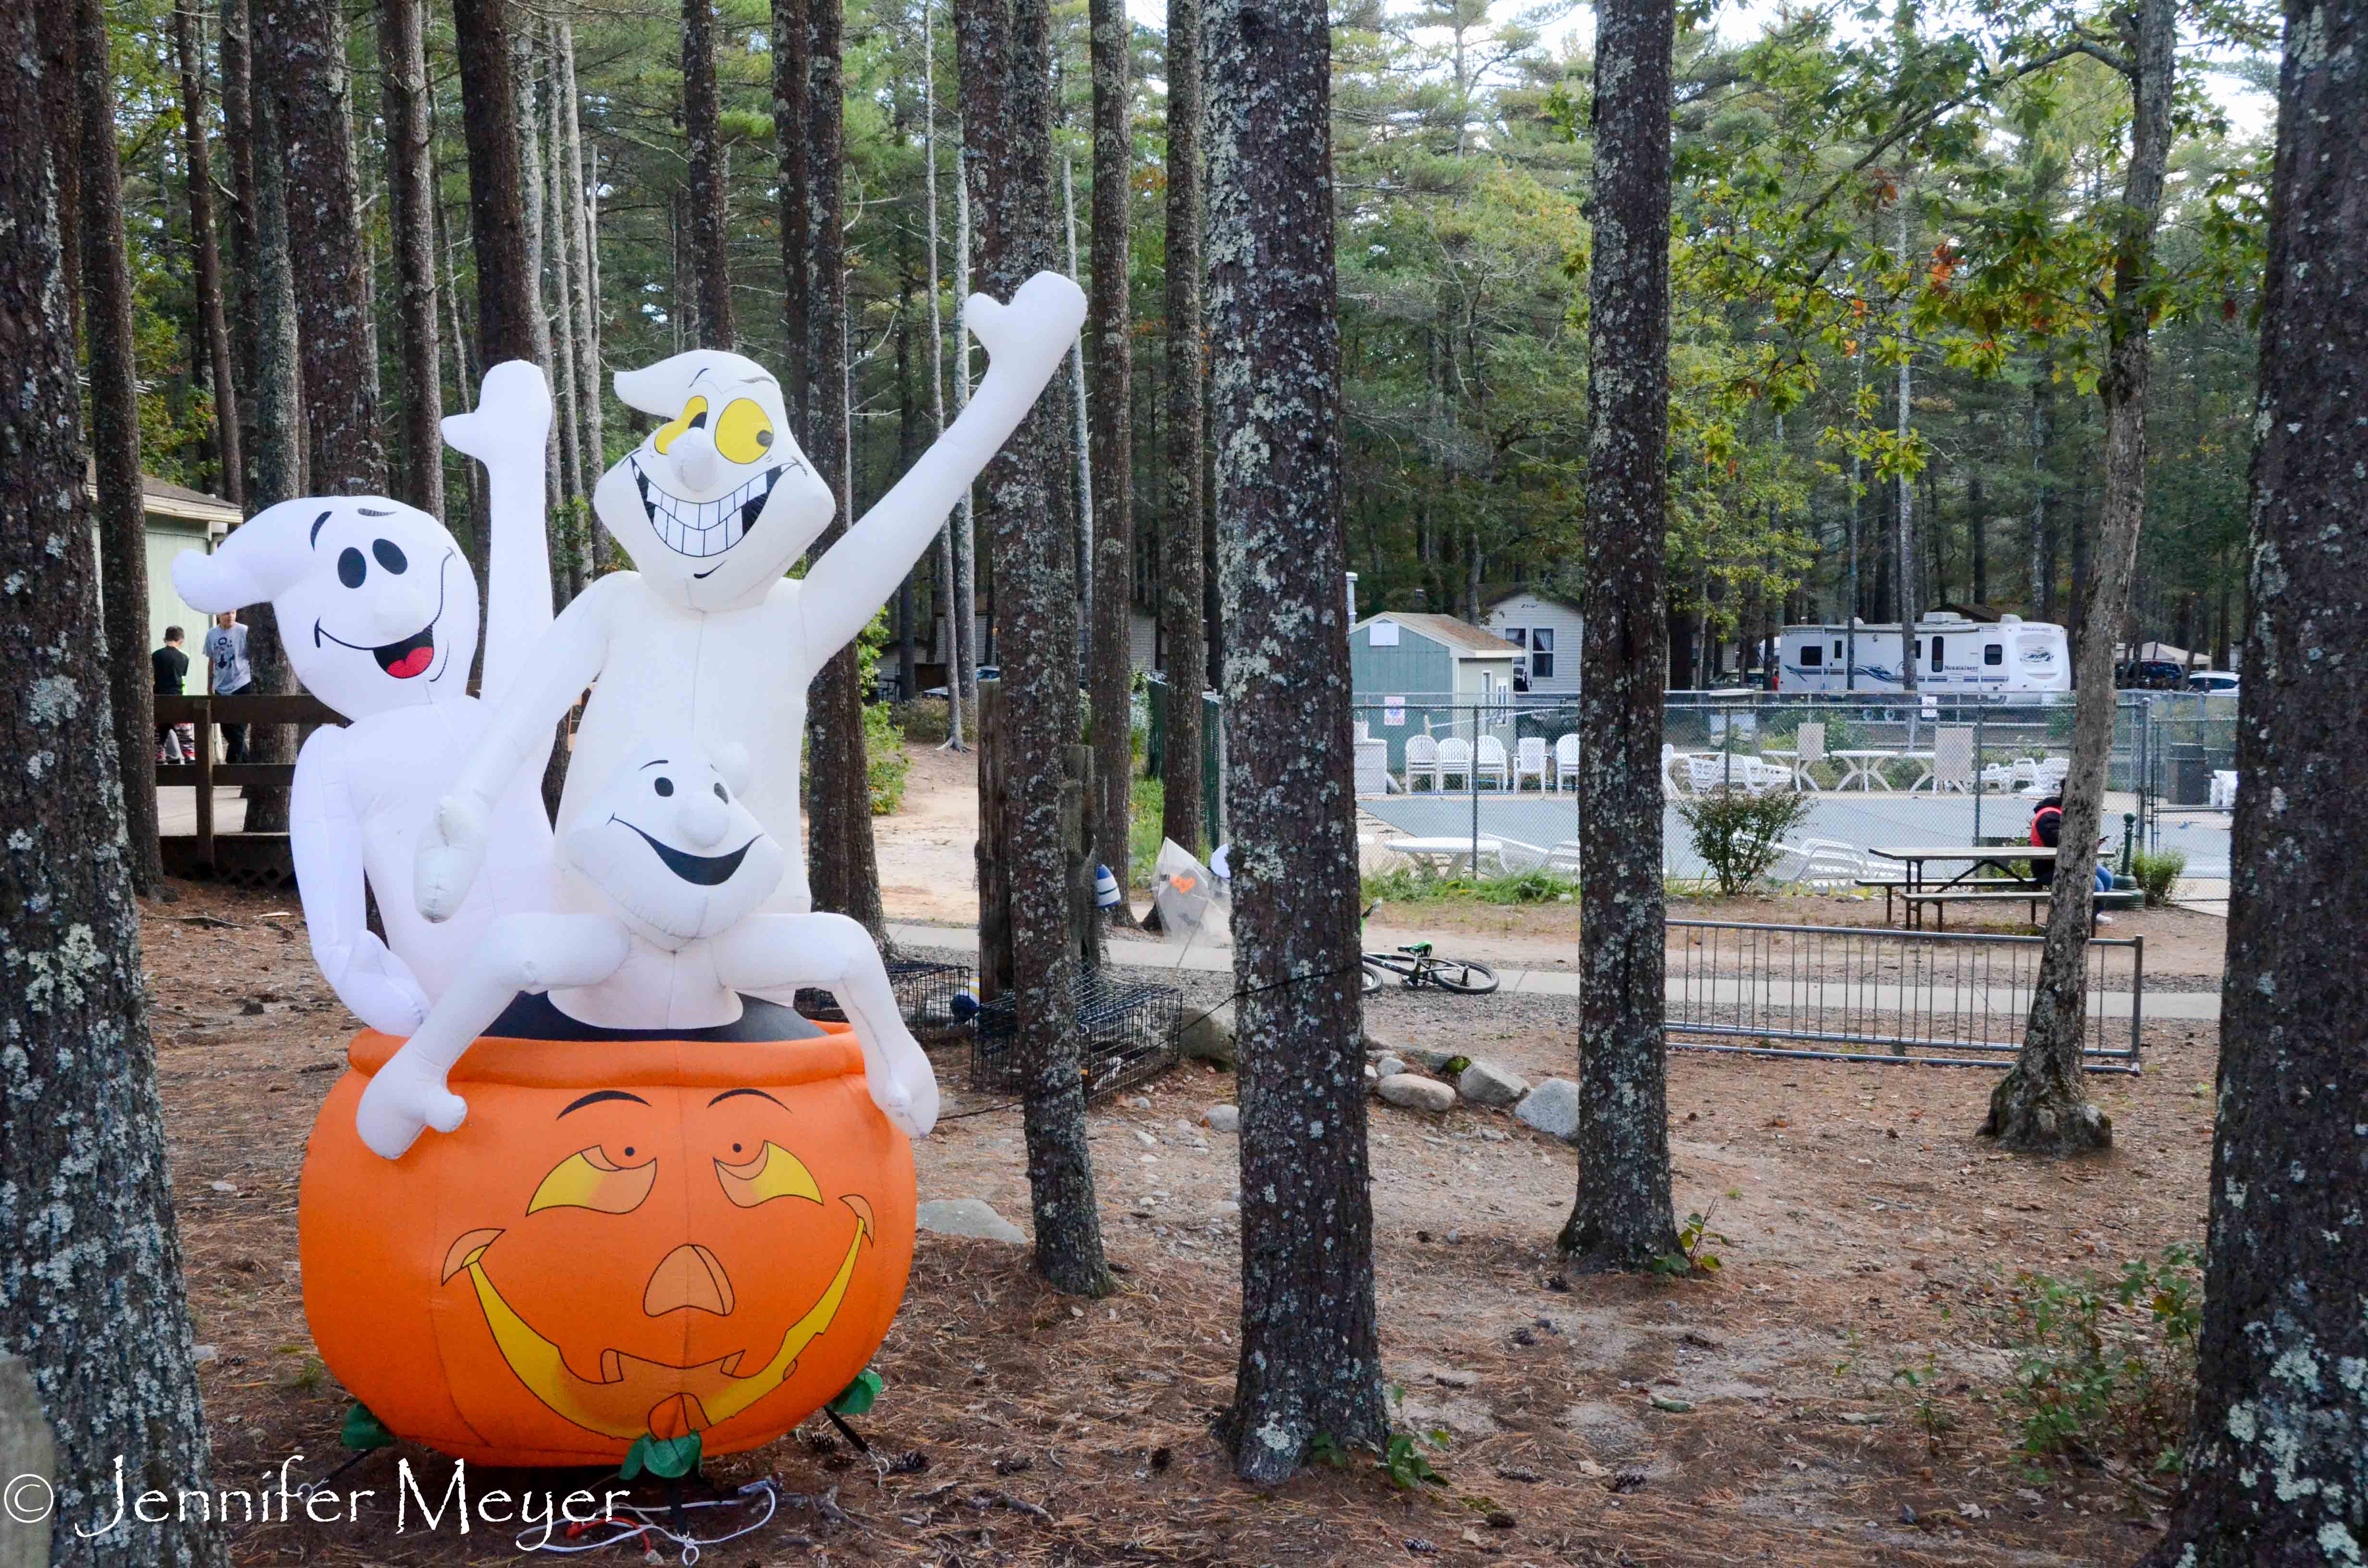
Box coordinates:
[415,272,1085,931]
[356,739,940,1159]
[172,363,561,1034]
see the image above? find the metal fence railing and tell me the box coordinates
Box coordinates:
[1664,919,2144,1072]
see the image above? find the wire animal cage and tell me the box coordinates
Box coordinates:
[968,969,1183,1100]
[794,958,975,1041]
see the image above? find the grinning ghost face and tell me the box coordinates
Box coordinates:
[594,351,838,612]
[563,743,785,948]
[170,497,479,722]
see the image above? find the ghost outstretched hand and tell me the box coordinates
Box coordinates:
[961,271,1088,389]
[320,932,433,1037]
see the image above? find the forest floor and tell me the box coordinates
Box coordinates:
[141,740,2226,1568]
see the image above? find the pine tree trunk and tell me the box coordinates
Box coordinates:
[920,0,965,749]
[558,21,602,494]
[543,25,582,534]
[1893,207,1919,693]
[77,0,165,897]
[172,0,243,511]
[773,0,809,418]
[1981,0,2173,1155]
[951,133,981,695]
[1557,0,1680,1270]
[1158,0,1206,857]
[1205,0,1387,1480]
[453,0,538,686]
[1,23,226,1555]
[1085,0,1135,923]
[802,0,886,939]
[2143,10,2368,1550]
[40,0,81,351]
[683,0,732,347]
[258,0,382,493]
[380,0,442,521]
[958,0,1111,1298]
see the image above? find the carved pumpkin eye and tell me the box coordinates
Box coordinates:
[715,1141,821,1209]
[527,1146,658,1215]
[713,398,775,466]
[653,396,710,455]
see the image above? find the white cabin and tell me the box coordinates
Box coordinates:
[1480,589,1583,697]
[1776,613,2071,697]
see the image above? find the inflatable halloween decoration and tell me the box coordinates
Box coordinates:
[412,274,1087,1001]
[170,364,560,1034]
[357,740,939,1158]
[301,1021,916,1467]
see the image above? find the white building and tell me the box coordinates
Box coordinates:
[1480,588,1583,697]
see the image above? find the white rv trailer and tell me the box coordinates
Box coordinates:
[1776,612,2072,697]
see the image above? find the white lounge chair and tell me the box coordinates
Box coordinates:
[1554,734,1581,791]
[2211,769,2238,808]
[1513,736,1549,792]
[1473,735,1510,791]
[1543,839,1581,874]
[1403,734,1440,794]
[1435,736,1474,792]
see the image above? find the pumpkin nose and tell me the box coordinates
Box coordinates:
[670,426,719,493]
[642,1243,735,1316]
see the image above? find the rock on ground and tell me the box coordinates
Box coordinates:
[916,1198,1027,1243]
[1515,1078,1580,1142]
[1458,1060,1529,1107]
[1179,1005,1236,1066]
[1375,1054,1409,1079]
[1204,1103,1240,1133]
[1377,1074,1456,1113]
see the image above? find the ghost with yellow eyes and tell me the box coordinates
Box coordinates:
[358,738,935,1161]
[412,271,1088,1140]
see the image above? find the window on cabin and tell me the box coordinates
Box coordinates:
[1984,643,2004,666]
[1799,645,1824,667]
[1833,639,1843,658]
[1530,627,1554,678]
[1931,636,1945,672]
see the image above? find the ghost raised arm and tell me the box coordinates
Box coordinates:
[794,271,1086,668]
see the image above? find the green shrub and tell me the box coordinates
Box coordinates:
[1673,787,1816,896]
[1360,866,1579,906]
[2129,848,2186,906]
[1994,1245,2201,1477]
[864,702,909,815]
[1127,775,1166,888]
[894,697,952,744]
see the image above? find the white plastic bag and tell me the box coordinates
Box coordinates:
[1151,838,1230,948]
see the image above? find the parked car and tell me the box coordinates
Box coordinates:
[2118,659,2189,690]
[2185,669,2240,694]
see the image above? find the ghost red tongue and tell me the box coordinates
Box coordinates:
[386,644,434,679]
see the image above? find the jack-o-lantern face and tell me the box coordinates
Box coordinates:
[299,1026,916,1467]
[442,1085,876,1443]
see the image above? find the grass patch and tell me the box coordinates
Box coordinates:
[1364,865,1579,906]
[1128,775,1166,889]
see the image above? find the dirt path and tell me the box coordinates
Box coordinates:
[140,877,2214,1568]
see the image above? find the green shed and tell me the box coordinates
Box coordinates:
[1349,612,1520,772]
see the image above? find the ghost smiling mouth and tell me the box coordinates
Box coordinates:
[629,455,794,563]
[314,550,451,681]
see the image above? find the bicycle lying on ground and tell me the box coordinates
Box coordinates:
[1359,904,1500,996]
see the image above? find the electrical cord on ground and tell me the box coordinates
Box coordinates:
[516,1477,780,1562]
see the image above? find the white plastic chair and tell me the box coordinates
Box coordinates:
[1554,734,1581,791]
[1512,736,1549,792]
[1685,754,1728,794]
[1795,721,1826,777]
[1403,734,1440,794]
[1662,743,1685,798]
[1435,736,1474,791]
[2211,770,2238,808]
[1473,735,1510,791]
[1745,756,1796,793]
[1544,839,1582,874]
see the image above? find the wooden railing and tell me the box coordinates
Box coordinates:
[153,692,341,870]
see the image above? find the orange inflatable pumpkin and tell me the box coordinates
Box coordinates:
[298,1006,916,1467]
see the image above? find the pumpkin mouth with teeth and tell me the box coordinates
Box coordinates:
[443,1191,875,1440]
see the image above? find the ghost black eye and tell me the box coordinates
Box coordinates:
[337,547,367,589]
[372,539,408,573]
[713,782,728,802]
[654,777,675,797]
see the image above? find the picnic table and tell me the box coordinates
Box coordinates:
[1862,844,2137,931]
[1384,836,1505,875]
[1830,749,1936,793]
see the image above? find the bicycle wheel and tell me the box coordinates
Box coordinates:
[1360,962,1384,997]
[1423,957,1499,995]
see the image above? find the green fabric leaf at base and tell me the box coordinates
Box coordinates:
[340,1403,395,1452]
[827,1368,884,1416]
[621,1431,703,1481]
